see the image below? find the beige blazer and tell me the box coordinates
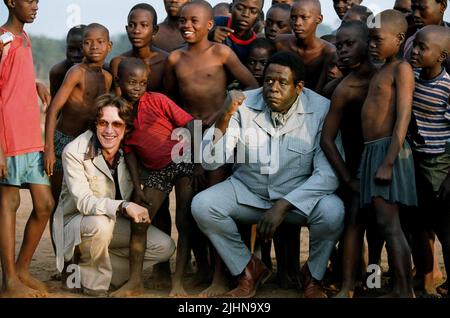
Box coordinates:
[52,130,133,272]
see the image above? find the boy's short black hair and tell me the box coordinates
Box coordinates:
[248,38,276,56]
[338,20,370,41]
[129,3,158,26]
[66,25,87,43]
[263,51,306,84]
[117,58,149,81]
[372,9,408,35]
[84,23,110,41]
[184,0,214,20]
[268,3,292,13]
[343,5,374,24]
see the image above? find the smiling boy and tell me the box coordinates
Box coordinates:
[44,23,112,192]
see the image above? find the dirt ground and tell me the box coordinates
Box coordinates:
[0,189,446,298]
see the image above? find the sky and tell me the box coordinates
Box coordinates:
[1,0,450,39]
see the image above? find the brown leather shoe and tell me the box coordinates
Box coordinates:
[225,255,272,298]
[300,264,327,298]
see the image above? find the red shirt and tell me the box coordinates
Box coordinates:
[124,92,193,170]
[0,29,43,157]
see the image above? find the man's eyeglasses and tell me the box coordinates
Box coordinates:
[96,119,126,130]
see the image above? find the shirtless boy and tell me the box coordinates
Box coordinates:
[360,10,417,298]
[321,21,376,298]
[110,3,168,93]
[164,0,258,296]
[275,0,336,93]
[49,25,86,99]
[153,0,190,52]
[44,23,112,188]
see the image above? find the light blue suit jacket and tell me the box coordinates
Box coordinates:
[202,87,343,216]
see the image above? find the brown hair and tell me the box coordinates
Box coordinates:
[90,93,134,136]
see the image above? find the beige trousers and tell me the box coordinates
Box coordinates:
[78,215,175,291]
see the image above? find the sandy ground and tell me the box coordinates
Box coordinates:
[0,189,446,298]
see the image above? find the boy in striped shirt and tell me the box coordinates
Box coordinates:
[409,25,450,297]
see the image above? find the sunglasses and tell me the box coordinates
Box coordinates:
[96,119,126,130]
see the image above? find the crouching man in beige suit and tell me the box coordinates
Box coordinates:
[52,94,175,297]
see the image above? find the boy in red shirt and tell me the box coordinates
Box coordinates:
[118,58,198,297]
[0,0,54,297]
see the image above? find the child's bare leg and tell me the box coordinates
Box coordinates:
[373,198,414,298]
[170,177,194,296]
[110,222,150,297]
[16,184,54,293]
[0,185,45,297]
[199,246,229,297]
[186,225,211,288]
[151,198,172,289]
[336,195,365,298]
[434,201,450,296]
[143,188,169,290]
[49,172,63,254]
[366,213,384,268]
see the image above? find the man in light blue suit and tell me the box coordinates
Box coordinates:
[192,51,345,298]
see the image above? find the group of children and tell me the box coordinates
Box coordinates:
[1,0,450,298]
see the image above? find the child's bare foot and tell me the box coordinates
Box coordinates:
[0,277,47,298]
[17,271,48,293]
[198,282,229,298]
[169,283,188,297]
[110,280,144,298]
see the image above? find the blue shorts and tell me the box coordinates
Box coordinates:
[0,151,50,187]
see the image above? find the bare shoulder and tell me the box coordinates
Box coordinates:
[152,46,169,58]
[103,68,113,80]
[49,60,68,77]
[320,39,336,55]
[109,55,124,69]
[65,63,85,81]
[211,42,234,58]
[333,77,353,101]
[167,48,183,65]
[395,60,414,76]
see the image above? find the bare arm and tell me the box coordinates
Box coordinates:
[162,53,179,102]
[44,66,82,176]
[109,56,122,96]
[223,46,259,90]
[316,44,336,94]
[320,85,356,191]
[0,143,6,179]
[49,64,63,98]
[376,62,414,182]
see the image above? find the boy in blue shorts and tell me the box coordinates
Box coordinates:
[0,0,54,297]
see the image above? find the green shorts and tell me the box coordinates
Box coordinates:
[0,151,50,187]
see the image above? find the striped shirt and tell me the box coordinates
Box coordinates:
[412,68,450,154]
